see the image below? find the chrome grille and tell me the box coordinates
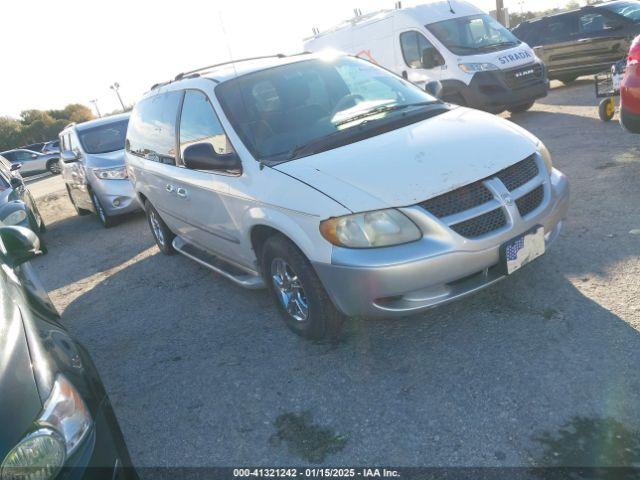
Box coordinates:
[516,185,544,217]
[420,181,493,218]
[495,155,539,191]
[450,209,507,239]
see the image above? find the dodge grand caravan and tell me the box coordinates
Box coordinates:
[125,53,569,340]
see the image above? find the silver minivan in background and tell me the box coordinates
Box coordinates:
[59,113,140,227]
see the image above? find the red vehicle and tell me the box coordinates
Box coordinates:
[620,35,640,133]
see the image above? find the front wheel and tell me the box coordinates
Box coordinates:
[66,185,91,216]
[145,201,175,254]
[598,98,615,122]
[509,101,535,114]
[261,235,344,340]
[91,191,115,228]
[46,159,61,175]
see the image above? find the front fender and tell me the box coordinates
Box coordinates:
[244,206,334,265]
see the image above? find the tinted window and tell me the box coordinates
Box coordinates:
[1,152,16,162]
[543,14,579,43]
[600,1,640,22]
[179,90,234,158]
[13,150,35,162]
[127,91,183,165]
[400,31,440,68]
[78,119,129,154]
[579,12,619,33]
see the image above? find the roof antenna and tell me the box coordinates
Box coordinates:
[447,0,455,13]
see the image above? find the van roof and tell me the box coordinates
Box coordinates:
[306,0,484,41]
[68,112,130,132]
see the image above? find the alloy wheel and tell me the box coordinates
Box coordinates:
[270,258,309,322]
[149,210,165,247]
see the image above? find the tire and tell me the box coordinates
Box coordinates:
[46,159,61,175]
[261,235,344,340]
[66,185,91,216]
[145,201,175,255]
[508,101,535,114]
[599,98,615,122]
[558,75,579,85]
[90,190,115,228]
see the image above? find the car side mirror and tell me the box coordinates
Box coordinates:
[61,150,79,163]
[0,226,44,267]
[425,80,443,99]
[183,142,241,172]
[10,163,22,172]
[31,153,38,159]
[10,177,23,189]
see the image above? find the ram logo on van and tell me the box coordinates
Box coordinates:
[498,50,533,65]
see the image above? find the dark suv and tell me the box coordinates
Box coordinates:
[512,1,640,83]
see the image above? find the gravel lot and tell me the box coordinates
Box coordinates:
[30,79,640,469]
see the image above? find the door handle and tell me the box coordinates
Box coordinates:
[176,187,187,198]
[165,184,175,193]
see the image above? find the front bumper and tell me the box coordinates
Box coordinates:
[314,168,569,318]
[90,178,140,217]
[445,63,549,112]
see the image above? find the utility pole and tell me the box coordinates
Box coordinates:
[496,0,505,25]
[90,99,101,118]
[110,82,126,111]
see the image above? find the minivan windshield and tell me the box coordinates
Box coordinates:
[427,14,521,55]
[216,57,442,163]
[78,119,129,154]
[600,1,640,22]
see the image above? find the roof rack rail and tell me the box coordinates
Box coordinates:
[149,52,312,91]
[174,53,287,81]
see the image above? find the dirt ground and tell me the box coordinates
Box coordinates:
[29,78,640,469]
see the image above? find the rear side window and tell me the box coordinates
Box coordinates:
[127,91,183,165]
[179,90,234,158]
[543,14,579,43]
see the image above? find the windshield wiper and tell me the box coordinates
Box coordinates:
[478,41,520,51]
[334,101,436,127]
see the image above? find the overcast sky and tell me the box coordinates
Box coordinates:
[2,0,574,118]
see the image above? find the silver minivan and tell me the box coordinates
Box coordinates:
[59,114,140,227]
[126,53,569,340]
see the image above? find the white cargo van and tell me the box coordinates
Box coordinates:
[304,0,549,114]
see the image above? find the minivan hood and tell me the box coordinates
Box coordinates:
[86,149,125,167]
[275,107,538,212]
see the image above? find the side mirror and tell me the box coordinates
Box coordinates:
[31,153,38,159]
[0,226,44,267]
[425,80,443,99]
[10,177,23,189]
[183,143,241,172]
[61,150,79,163]
[10,163,22,172]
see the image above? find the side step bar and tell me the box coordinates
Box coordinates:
[172,237,265,290]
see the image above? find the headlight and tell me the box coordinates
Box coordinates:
[2,210,27,226]
[1,429,66,480]
[458,63,499,73]
[536,140,553,172]
[93,166,127,180]
[1,375,92,480]
[320,209,422,248]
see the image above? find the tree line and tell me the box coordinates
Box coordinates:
[0,104,95,152]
